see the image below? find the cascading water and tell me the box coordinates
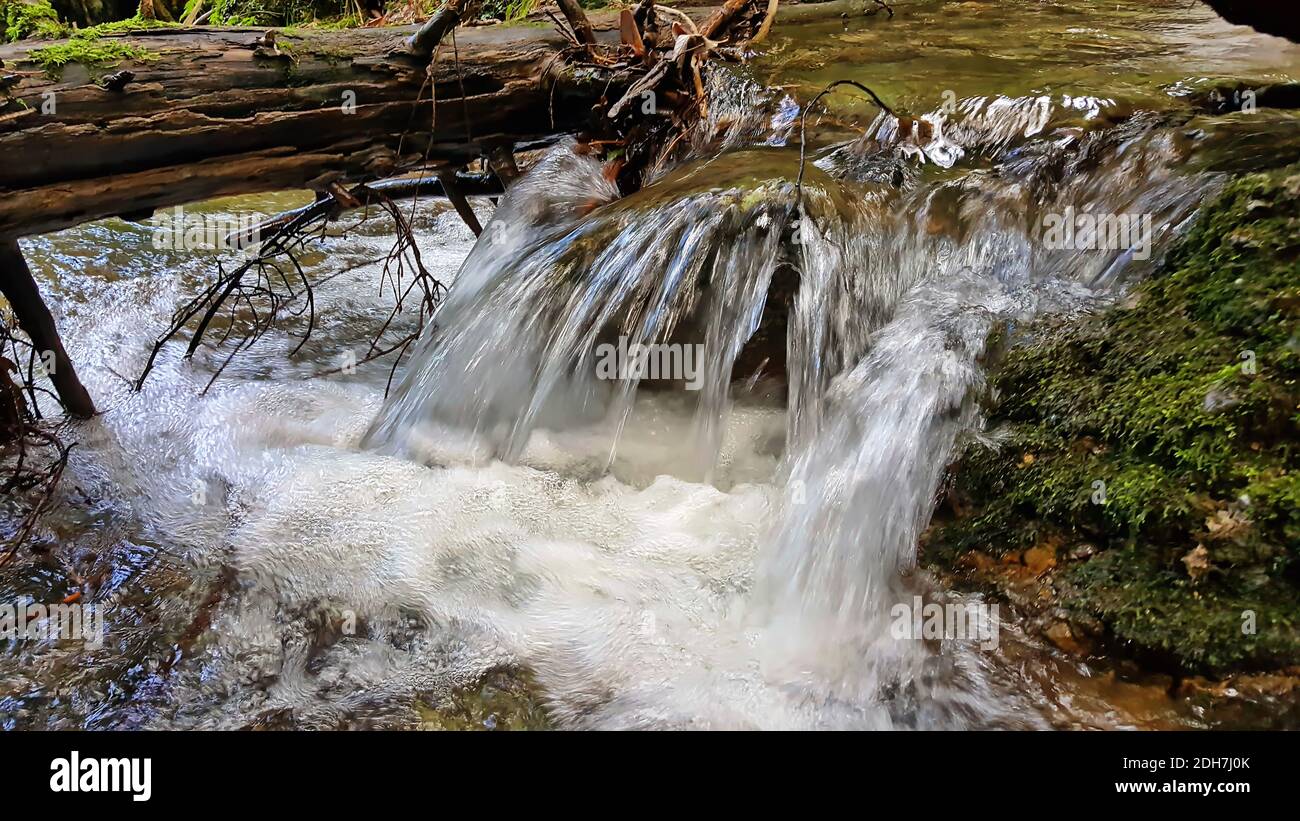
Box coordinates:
[14,0,1290,729]
[354,75,1209,727]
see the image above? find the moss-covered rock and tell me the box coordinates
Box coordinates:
[415,668,551,730]
[927,165,1300,675]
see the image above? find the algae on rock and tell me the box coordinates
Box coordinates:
[928,165,1300,675]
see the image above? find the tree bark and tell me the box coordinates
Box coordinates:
[0,23,622,241]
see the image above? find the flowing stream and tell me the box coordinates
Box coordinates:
[4,0,1300,729]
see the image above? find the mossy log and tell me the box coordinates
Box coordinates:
[0,22,625,240]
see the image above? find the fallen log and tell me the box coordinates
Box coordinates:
[0,21,624,241]
[0,3,832,415]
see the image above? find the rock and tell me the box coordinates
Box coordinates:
[1044,620,1091,655]
[1176,676,1220,698]
[1024,545,1057,575]
[1069,543,1098,561]
[1202,386,1240,413]
[1285,174,1300,199]
[1178,672,1300,700]
[1204,508,1251,542]
[958,550,995,573]
[1200,1,1300,43]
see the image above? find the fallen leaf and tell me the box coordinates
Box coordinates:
[1182,544,1212,583]
[1205,508,1250,542]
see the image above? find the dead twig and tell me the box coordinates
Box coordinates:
[0,312,74,565]
[796,78,896,195]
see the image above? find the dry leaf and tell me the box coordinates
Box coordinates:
[1182,544,1211,582]
[1205,508,1250,542]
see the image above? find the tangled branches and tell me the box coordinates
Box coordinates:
[135,185,446,396]
[132,1,788,395]
[322,191,447,394]
[0,311,72,566]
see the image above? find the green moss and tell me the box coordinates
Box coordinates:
[279,34,357,62]
[415,668,551,730]
[29,36,161,74]
[74,16,179,37]
[930,165,1300,674]
[10,14,177,76]
[2,0,67,42]
[1066,545,1300,671]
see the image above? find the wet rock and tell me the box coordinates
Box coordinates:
[958,550,996,573]
[1023,545,1057,576]
[415,668,550,731]
[1068,543,1098,561]
[923,165,1300,676]
[1200,2,1300,44]
[1044,620,1092,655]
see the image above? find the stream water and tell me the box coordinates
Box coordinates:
[4,0,1300,729]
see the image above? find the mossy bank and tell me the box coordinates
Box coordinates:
[925,164,1300,677]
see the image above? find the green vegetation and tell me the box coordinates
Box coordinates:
[29,34,160,73]
[193,0,358,26]
[929,166,1300,674]
[77,15,180,35]
[2,0,67,42]
[479,0,539,22]
[20,14,182,73]
[1,0,613,44]
[479,0,608,21]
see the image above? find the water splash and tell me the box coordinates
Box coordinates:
[12,76,1226,731]
[353,79,1213,728]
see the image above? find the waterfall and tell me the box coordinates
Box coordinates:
[353,79,1211,726]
